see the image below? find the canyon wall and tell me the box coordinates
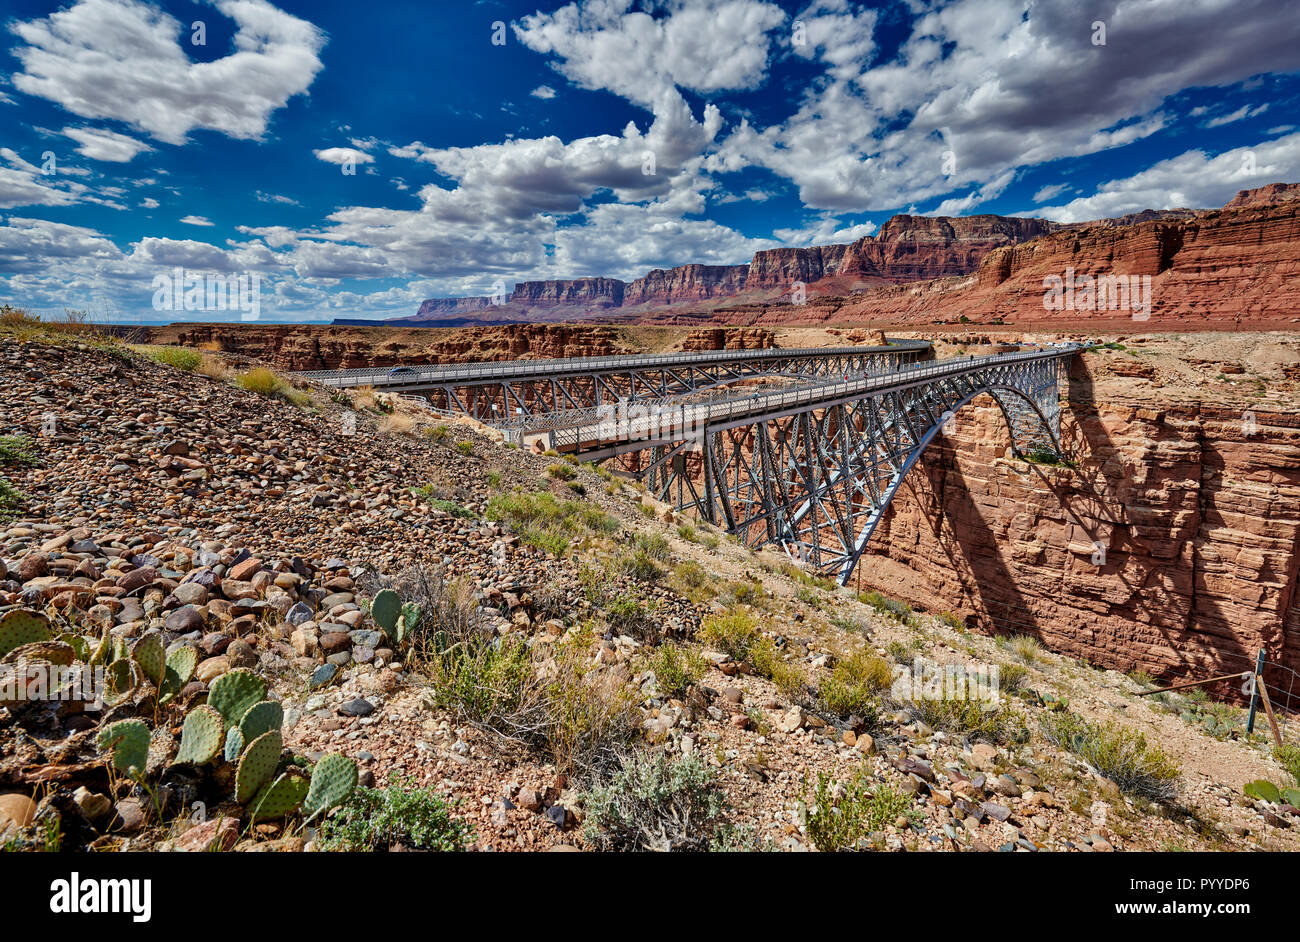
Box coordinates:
[147,322,630,371]
[858,357,1300,688]
[744,245,850,290]
[625,264,750,305]
[510,277,626,308]
[839,214,1053,282]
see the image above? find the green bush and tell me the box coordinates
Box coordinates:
[317,776,474,851]
[426,635,535,725]
[1041,711,1181,801]
[604,594,656,638]
[646,643,708,699]
[612,549,664,583]
[0,475,23,518]
[750,637,806,699]
[0,434,39,467]
[236,367,288,398]
[426,424,449,443]
[632,532,671,560]
[803,769,916,852]
[547,462,577,481]
[677,524,697,542]
[456,441,474,456]
[143,345,201,371]
[1274,744,1300,785]
[486,490,617,557]
[698,608,759,661]
[911,695,1024,744]
[581,752,726,852]
[858,590,913,624]
[820,650,890,718]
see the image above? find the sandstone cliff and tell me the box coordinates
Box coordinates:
[625,264,750,304]
[743,245,850,290]
[510,277,626,308]
[838,214,1052,282]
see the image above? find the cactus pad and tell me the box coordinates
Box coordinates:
[88,626,112,666]
[238,700,283,742]
[1284,788,1300,810]
[207,668,266,726]
[1244,780,1282,803]
[302,752,359,820]
[101,658,139,707]
[166,642,198,686]
[223,726,245,763]
[0,609,52,658]
[97,719,150,777]
[370,589,401,636]
[131,632,167,688]
[249,770,311,822]
[1,640,76,666]
[235,729,283,803]
[174,705,224,766]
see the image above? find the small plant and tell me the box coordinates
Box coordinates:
[910,695,1024,743]
[698,608,759,661]
[0,476,23,518]
[632,532,671,560]
[612,549,664,584]
[1275,744,1300,785]
[1007,634,1044,664]
[456,441,474,456]
[604,594,656,638]
[318,775,474,851]
[426,424,449,443]
[581,752,726,852]
[802,769,916,852]
[1041,711,1180,802]
[646,643,708,699]
[142,345,201,371]
[677,524,697,542]
[858,590,913,624]
[0,434,40,467]
[547,462,577,481]
[819,650,890,718]
[750,637,807,699]
[236,367,288,397]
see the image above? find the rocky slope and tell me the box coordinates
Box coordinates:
[3,325,1297,853]
[838,214,1052,282]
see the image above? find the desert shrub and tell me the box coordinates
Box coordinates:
[750,637,807,699]
[698,608,759,661]
[378,412,415,435]
[427,634,535,724]
[700,534,720,550]
[542,638,639,774]
[820,650,891,718]
[677,524,697,542]
[673,560,708,589]
[723,578,765,607]
[646,643,708,699]
[604,594,657,639]
[547,462,577,481]
[910,695,1024,744]
[581,752,726,852]
[1002,634,1044,664]
[858,590,913,624]
[456,441,474,456]
[426,424,449,443]
[1275,744,1300,785]
[486,471,502,489]
[803,769,916,852]
[236,367,287,397]
[997,662,1030,692]
[426,497,473,518]
[885,640,911,662]
[935,611,964,631]
[0,434,39,467]
[632,532,671,560]
[317,776,474,851]
[1041,711,1181,801]
[486,490,618,557]
[142,345,201,371]
[612,549,664,584]
[0,476,23,518]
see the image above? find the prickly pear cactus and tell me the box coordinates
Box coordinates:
[207,668,267,726]
[239,700,283,742]
[97,719,150,778]
[88,625,112,667]
[397,601,421,647]
[166,642,198,686]
[302,752,359,820]
[101,658,139,707]
[56,631,91,662]
[174,705,224,766]
[224,726,245,763]
[130,632,167,688]
[235,729,283,804]
[249,770,311,822]
[370,589,402,638]
[1244,780,1282,803]
[1284,788,1300,810]
[1,640,75,666]
[0,609,51,658]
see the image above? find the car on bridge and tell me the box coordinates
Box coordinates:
[387,366,415,377]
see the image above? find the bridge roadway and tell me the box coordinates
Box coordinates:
[535,343,1083,461]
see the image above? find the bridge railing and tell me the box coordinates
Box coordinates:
[551,345,1079,450]
[293,339,932,388]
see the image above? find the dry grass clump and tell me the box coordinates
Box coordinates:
[235,367,310,407]
[378,411,416,435]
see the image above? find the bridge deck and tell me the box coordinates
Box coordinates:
[541,344,1082,460]
[294,339,932,390]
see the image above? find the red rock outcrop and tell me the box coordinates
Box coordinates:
[857,356,1300,686]
[743,245,850,290]
[679,327,778,351]
[145,323,630,371]
[1223,182,1300,210]
[510,277,626,308]
[625,265,750,305]
[838,214,1053,282]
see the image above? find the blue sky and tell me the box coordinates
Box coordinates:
[1,0,1298,322]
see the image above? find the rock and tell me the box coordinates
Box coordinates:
[176,816,239,852]
[777,706,806,733]
[226,639,257,668]
[980,802,1012,823]
[855,733,876,754]
[195,656,231,683]
[113,798,146,834]
[308,663,339,689]
[17,555,48,581]
[164,605,206,633]
[171,583,209,606]
[339,698,374,717]
[72,787,112,822]
[516,788,544,813]
[319,631,352,654]
[0,793,37,829]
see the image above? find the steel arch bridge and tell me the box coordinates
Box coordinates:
[538,345,1081,584]
[295,340,930,422]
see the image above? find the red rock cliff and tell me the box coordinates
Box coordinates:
[625,264,750,304]
[510,277,626,307]
[744,245,849,290]
[839,214,1053,282]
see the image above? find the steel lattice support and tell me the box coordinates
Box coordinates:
[636,351,1074,585]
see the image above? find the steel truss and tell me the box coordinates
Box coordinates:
[629,351,1073,584]
[297,343,929,422]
